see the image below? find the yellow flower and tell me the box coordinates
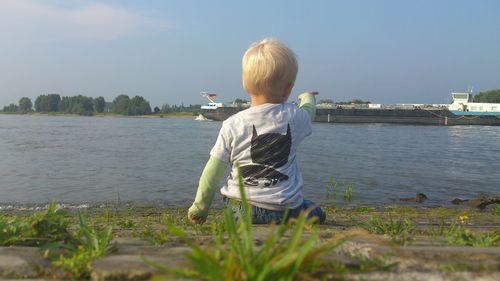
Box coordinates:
[459,215,469,225]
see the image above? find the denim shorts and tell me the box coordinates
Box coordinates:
[223,197,326,224]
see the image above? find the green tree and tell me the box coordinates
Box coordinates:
[473,89,500,103]
[337,99,371,105]
[34,94,61,112]
[70,95,94,115]
[318,99,334,104]
[34,95,46,112]
[161,104,171,113]
[18,97,32,112]
[233,98,249,105]
[93,97,106,113]
[3,103,18,112]
[128,96,152,115]
[112,95,130,115]
[59,96,71,113]
[153,106,160,114]
[58,95,94,115]
[48,94,61,112]
[351,99,370,104]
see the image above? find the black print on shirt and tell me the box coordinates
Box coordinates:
[240,124,291,187]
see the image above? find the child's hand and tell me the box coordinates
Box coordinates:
[298,92,318,101]
[188,211,207,224]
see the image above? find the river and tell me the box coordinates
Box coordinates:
[0,114,498,208]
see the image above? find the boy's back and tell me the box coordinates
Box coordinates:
[212,102,312,211]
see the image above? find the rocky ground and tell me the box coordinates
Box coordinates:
[0,204,499,281]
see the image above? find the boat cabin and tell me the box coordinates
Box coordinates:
[201,102,224,110]
[448,92,500,115]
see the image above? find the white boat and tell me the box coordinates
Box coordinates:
[448,92,500,116]
[200,91,247,110]
[200,92,225,110]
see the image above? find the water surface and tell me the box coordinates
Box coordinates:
[1,115,498,208]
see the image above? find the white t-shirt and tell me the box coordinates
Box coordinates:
[210,102,312,211]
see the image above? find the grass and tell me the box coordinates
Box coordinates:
[343,183,353,202]
[365,213,499,247]
[325,176,337,199]
[352,206,374,213]
[50,212,115,280]
[444,220,499,247]
[1,200,498,279]
[0,203,114,280]
[0,202,73,246]
[365,216,415,244]
[325,176,354,202]
[145,167,344,281]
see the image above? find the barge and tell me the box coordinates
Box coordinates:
[199,92,500,126]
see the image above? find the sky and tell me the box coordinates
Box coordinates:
[1,0,499,108]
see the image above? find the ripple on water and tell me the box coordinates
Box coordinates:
[0,116,499,206]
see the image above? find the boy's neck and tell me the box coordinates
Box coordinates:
[250,93,286,107]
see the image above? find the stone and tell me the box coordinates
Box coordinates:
[91,254,186,281]
[349,271,500,281]
[0,255,37,278]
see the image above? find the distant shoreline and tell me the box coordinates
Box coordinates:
[0,111,197,119]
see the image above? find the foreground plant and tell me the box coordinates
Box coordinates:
[0,203,115,279]
[50,212,115,280]
[0,215,27,245]
[147,168,341,281]
[0,202,72,246]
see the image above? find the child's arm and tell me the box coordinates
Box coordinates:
[298,92,317,121]
[188,155,227,224]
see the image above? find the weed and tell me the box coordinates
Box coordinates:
[134,210,219,246]
[140,224,171,246]
[366,216,414,244]
[146,167,342,281]
[117,218,137,229]
[0,203,73,246]
[30,203,73,246]
[353,206,373,213]
[343,183,353,202]
[496,205,500,216]
[51,212,115,280]
[445,221,499,247]
[358,256,398,272]
[427,216,499,247]
[439,263,471,272]
[428,218,447,238]
[326,176,337,199]
[1,203,115,279]
[0,215,27,245]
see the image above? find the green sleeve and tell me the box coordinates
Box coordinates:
[298,93,317,121]
[188,156,227,218]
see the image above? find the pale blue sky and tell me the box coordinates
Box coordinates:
[1,0,499,107]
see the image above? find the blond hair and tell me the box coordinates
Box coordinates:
[242,38,298,96]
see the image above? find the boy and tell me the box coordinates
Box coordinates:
[188,38,325,224]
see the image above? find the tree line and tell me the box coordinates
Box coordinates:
[317,98,371,105]
[473,89,500,103]
[1,94,205,116]
[1,94,154,116]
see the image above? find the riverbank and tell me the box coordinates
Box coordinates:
[1,204,498,280]
[0,112,197,118]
